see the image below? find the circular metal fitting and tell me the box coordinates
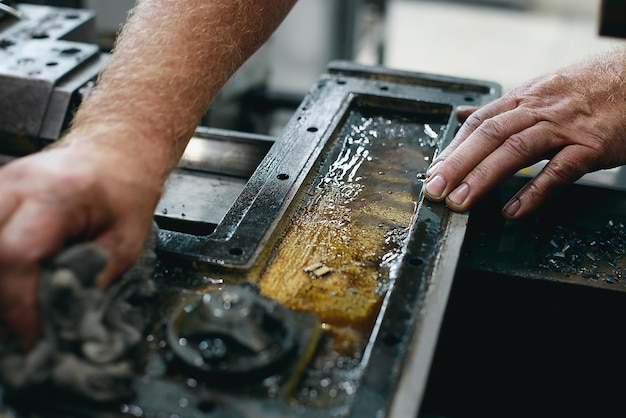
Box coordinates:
[166,284,297,380]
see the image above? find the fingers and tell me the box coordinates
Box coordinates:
[424,92,602,219]
[0,201,70,349]
[0,194,19,229]
[501,145,595,219]
[432,96,522,164]
[0,265,40,351]
[0,194,86,349]
[425,104,543,203]
[93,217,153,289]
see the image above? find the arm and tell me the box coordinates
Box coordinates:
[0,0,296,348]
[423,47,626,219]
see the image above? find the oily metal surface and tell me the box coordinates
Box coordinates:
[149,61,502,418]
[156,61,500,268]
[0,61,502,418]
[259,101,446,328]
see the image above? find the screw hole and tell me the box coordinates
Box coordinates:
[277,173,289,180]
[30,32,49,39]
[197,400,217,413]
[229,248,243,256]
[61,47,81,56]
[381,331,402,346]
[307,126,318,133]
[407,257,423,268]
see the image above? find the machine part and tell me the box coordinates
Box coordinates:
[599,0,626,39]
[0,1,23,20]
[166,284,298,382]
[149,61,501,417]
[0,223,158,404]
[0,60,501,417]
[155,126,276,235]
[0,3,104,143]
[157,60,500,269]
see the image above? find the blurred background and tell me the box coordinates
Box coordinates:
[19,0,626,95]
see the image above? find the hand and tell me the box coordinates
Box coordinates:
[423,48,626,219]
[0,129,162,350]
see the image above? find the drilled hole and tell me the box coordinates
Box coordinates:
[61,47,81,56]
[408,257,423,268]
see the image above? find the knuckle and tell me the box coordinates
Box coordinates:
[471,163,493,183]
[540,159,579,185]
[463,112,484,131]
[502,133,532,159]
[474,117,509,145]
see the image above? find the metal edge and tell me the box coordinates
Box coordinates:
[386,210,469,418]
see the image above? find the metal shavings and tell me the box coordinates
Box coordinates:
[540,220,626,284]
[304,262,324,272]
[313,266,332,277]
[303,262,333,278]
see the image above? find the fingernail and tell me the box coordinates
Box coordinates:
[448,183,469,205]
[424,174,446,199]
[427,160,443,176]
[503,197,521,217]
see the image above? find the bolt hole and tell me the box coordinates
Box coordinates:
[61,47,81,56]
[277,173,289,180]
[229,247,243,256]
[30,32,49,39]
[464,96,475,102]
[197,400,217,413]
[46,62,58,67]
[336,79,346,85]
[379,85,389,91]
[0,39,15,49]
[407,257,423,268]
[381,331,402,347]
[307,126,318,133]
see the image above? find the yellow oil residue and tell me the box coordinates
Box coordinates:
[259,189,414,328]
[259,111,435,330]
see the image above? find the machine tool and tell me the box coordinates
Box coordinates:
[3,2,626,418]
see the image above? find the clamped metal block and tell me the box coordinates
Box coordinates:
[0,3,107,149]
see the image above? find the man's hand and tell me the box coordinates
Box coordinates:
[0,137,161,350]
[424,48,626,219]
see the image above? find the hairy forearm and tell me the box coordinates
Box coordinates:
[65,0,296,182]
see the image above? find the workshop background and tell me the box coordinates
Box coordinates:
[19,0,625,99]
